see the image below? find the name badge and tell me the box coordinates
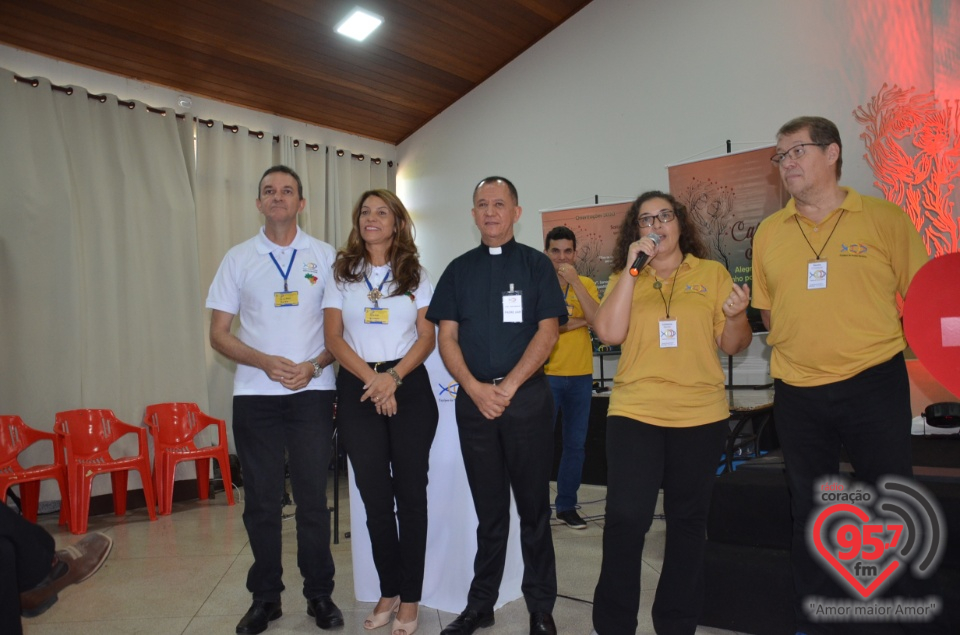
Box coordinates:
[364,307,390,324]
[503,290,523,323]
[275,291,299,307]
[659,319,678,348]
[807,260,828,290]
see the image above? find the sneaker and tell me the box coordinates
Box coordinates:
[556,509,587,529]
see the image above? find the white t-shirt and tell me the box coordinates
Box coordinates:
[206,227,337,395]
[322,264,434,362]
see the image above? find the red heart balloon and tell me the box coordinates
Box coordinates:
[903,253,960,399]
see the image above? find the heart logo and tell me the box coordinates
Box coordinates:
[903,252,960,399]
[810,503,902,599]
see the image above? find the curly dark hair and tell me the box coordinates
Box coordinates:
[332,189,422,298]
[611,190,708,270]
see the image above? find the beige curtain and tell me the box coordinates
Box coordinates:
[0,68,203,499]
[1,66,397,502]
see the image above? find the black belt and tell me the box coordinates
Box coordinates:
[481,369,544,386]
[367,359,402,371]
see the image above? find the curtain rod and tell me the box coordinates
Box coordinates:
[195,117,392,166]
[12,74,394,167]
[14,73,184,118]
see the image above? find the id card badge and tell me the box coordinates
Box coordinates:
[364,307,390,324]
[503,285,523,323]
[807,260,828,290]
[275,291,299,307]
[659,319,678,348]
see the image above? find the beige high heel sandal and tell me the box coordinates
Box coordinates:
[364,596,400,630]
[392,603,419,635]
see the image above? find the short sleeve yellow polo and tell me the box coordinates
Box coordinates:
[545,275,601,376]
[606,255,733,427]
[752,188,929,387]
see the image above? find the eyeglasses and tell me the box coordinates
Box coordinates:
[770,142,827,166]
[638,209,676,228]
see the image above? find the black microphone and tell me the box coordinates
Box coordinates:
[629,233,661,277]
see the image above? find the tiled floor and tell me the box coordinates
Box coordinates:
[21,482,745,635]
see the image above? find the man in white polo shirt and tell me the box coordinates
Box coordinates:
[207,165,341,635]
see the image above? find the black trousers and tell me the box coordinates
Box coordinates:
[776,353,950,634]
[337,363,439,602]
[455,373,557,614]
[592,416,727,635]
[233,390,336,602]
[1,504,55,635]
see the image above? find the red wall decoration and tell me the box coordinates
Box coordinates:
[855,84,960,256]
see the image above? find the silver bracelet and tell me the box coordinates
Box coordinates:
[385,367,402,386]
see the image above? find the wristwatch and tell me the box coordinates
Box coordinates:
[385,367,402,386]
[311,358,323,378]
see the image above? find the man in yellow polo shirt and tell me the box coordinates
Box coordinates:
[752,116,941,634]
[543,227,600,529]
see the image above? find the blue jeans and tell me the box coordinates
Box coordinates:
[547,374,593,512]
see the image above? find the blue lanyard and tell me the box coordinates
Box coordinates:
[364,269,391,308]
[269,249,297,292]
[563,284,571,300]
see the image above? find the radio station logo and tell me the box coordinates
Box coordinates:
[805,475,944,624]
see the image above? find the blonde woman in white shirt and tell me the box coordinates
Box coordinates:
[323,190,438,635]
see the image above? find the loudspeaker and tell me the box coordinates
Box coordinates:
[924,402,960,428]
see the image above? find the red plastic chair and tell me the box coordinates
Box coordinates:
[54,409,157,534]
[143,403,235,515]
[0,415,70,527]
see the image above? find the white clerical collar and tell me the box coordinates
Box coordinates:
[488,246,502,255]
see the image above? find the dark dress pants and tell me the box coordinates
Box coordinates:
[593,416,727,635]
[337,363,439,602]
[455,374,558,614]
[776,353,950,634]
[233,389,336,602]
[1,503,55,635]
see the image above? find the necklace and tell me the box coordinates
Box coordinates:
[364,267,391,306]
[652,256,683,318]
[795,211,845,259]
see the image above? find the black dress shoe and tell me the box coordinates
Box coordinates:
[529,611,557,635]
[440,609,495,635]
[236,600,282,634]
[307,597,345,629]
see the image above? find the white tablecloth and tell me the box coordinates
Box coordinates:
[348,348,523,612]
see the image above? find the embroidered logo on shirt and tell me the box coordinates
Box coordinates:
[304,273,318,285]
[840,243,869,257]
[302,261,319,272]
[684,284,709,294]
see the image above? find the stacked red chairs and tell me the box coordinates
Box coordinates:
[54,409,157,534]
[0,415,70,527]
[143,402,235,515]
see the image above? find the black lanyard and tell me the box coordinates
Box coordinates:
[652,257,683,319]
[795,211,845,260]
